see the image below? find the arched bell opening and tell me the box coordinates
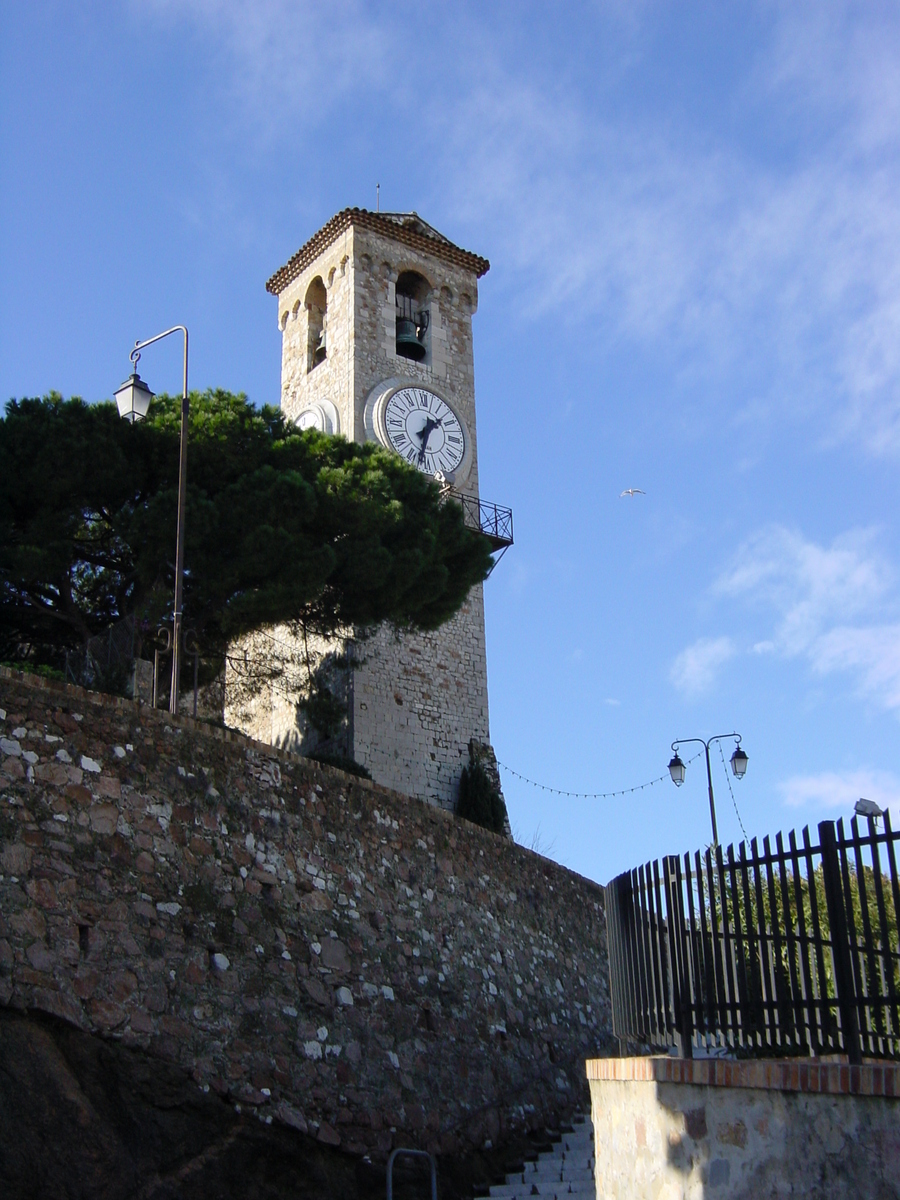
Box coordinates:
[395,270,431,363]
[305,276,327,372]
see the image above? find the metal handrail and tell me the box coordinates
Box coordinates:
[386,1148,437,1200]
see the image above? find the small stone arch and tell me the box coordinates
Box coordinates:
[305,276,327,371]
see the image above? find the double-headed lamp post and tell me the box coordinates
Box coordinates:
[668,734,748,846]
[114,326,189,717]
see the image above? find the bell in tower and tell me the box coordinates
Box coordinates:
[395,271,430,362]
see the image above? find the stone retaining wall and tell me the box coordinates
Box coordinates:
[0,669,611,1162]
[587,1056,900,1199]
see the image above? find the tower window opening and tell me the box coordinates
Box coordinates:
[395,271,430,363]
[305,277,327,371]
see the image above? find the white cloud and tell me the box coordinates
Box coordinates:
[716,524,900,711]
[717,525,891,654]
[435,7,900,453]
[810,624,900,709]
[132,2,900,454]
[780,767,900,819]
[670,636,736,697]
[133,0,389,137]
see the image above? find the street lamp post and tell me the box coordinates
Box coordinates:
[668,734,748,846]
[114,326,189,716]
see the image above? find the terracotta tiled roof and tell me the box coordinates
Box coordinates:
[265,209,490,295]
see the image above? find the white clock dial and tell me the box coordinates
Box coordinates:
[383,387,466,476]
[293,399,339,435]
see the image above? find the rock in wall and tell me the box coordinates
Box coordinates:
[0,668,611,1190]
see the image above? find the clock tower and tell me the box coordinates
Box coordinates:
[225,209,512,812]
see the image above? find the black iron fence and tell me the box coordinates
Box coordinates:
[606,815,900,1062]
[65,614,140,693]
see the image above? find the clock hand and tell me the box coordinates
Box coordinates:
[417,417,439,443]
[416,417,440,465]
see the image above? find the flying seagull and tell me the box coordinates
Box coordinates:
[620,488,646,498]
[855,797,886,822]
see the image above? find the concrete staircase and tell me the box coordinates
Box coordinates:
[483,1115,596,1200]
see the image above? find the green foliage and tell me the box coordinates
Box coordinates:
[0,391,493,673]
[457,759,507,834]
[697,852,899,1047]
[1,660,65,681]
[706,859,898,989]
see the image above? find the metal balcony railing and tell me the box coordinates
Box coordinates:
[448,489,513,553]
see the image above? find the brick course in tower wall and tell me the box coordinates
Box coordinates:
[0,670,611,1159]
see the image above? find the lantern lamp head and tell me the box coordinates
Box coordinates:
[730,746,749,779]
[114,371,154,424]
[668,753,686,787]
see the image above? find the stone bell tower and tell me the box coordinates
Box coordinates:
[226,209,512,811]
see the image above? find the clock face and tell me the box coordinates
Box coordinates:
[383,387,466,476]
[293,400,339,435]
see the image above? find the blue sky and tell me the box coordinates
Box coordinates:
[3,1,900,884]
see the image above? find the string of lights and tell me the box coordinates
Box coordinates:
[496,749,704,800]
[717,738,749,842]
[180,647,736,817]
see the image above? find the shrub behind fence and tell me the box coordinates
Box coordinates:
[606,815,900,1062]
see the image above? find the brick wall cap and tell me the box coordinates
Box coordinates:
[585,1055,900,1098]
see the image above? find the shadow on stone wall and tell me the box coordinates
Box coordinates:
[0,1008,525,1200]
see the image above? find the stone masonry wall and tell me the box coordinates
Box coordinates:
[351,590,490,810]
[347,224,481,496]
[278,226,354,436]
[223,625,341,756]
[0,670,611,1162]
[223,597,490,813]
[587,1056,900,1200]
